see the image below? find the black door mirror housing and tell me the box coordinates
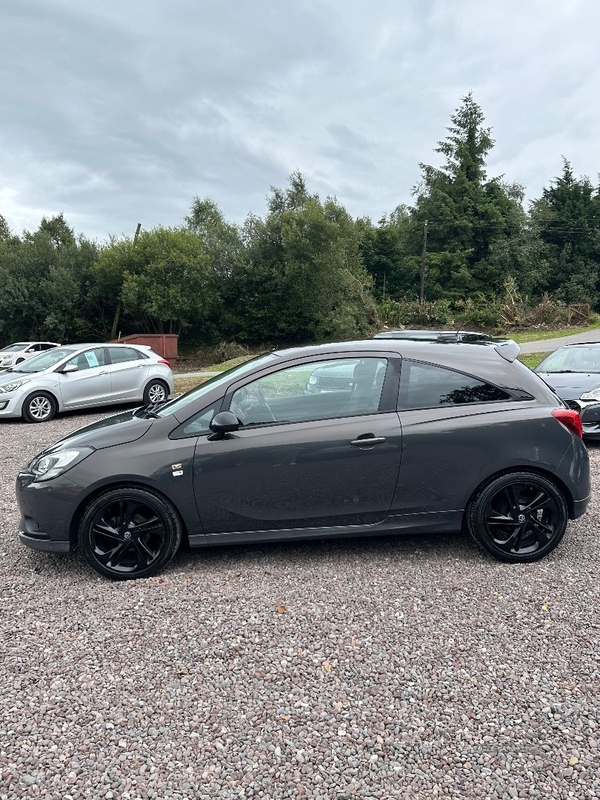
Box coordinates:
[209,411,240,434]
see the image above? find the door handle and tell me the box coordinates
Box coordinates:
[99,370,109,375]
[350,436,386,447]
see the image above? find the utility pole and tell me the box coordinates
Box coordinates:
[110,223,142,341]
[419,219,428,304]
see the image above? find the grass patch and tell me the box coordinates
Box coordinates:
[518,352,550,369]
[510,322,600,344]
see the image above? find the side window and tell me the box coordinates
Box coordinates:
[399,361,510,410]
[229,358,388,426]
[171,402,220,439]
[65,348,106,371]
[108,347,143,364]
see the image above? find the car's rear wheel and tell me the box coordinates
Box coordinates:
[143,379,169,405]
[79,486,182,580]
[467,472,568,563]
[22,391,57,423]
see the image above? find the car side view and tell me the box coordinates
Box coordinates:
[0,341,61,369]
[0,343,173,422]
[16,338,589,579]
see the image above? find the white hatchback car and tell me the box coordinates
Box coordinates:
[0,343,174,422]
[0,341,61,369]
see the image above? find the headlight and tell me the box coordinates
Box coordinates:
[0,378,31,393]
[308,375,318,385]
[28,447,94,482]
[580,387,600,401]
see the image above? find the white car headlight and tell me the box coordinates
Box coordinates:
[28,447,94,482]
[0,378,31,393]
[580,387,600,401]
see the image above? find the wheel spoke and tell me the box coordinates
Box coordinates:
[521,490,550,514]
[134,537,156,569]
[129,514,164,536]
[119,501,136,535]
[96,541,132,568]
[492,526,523,552]
[487,512,520,527]
[528,516,554,543]
[92,520,120,540]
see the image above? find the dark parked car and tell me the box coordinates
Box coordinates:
[535,343,600,439]
[17,338,589,580]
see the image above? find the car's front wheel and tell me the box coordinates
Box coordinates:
[79,486,183,580]
[143,379,169,406]
[22,391,57,423]
[467,471,568,563]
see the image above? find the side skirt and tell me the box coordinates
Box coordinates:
[188,510,464,548]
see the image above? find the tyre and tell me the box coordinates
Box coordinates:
[143,379,169,405]
[467,471,568,563]
[79,486,183,580]
[22,392,57,423]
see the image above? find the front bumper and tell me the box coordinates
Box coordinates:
[16,470,88,554]
[0,390,27,418]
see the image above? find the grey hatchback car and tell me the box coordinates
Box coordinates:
[17,338,589,580]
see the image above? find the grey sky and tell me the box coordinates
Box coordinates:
[1,0,599,241]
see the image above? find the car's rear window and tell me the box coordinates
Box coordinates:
[399,361,510,409]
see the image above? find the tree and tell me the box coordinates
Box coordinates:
[0,214,11,242]
[528,160,600,304]
[411,93,525,300]
[102,227,215,335]
[231,173,376,343]
[358,206,417,300]
[0,215,99,344]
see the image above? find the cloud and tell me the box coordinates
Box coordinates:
[1,0,600,239]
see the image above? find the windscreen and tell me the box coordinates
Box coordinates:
[156,353,279,417]
[536,346,600,373]
[1,343,30,352]
[13,348,75,373]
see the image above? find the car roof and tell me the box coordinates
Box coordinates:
[58,342,147,351]
[559,342,600,348]
[373,329,507,343]
[274,337,520,362]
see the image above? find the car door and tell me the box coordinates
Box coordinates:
[59,347,113,408]
[107,346,149,401]
[192,355,403,537]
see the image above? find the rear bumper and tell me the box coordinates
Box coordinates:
[572,494,590,520]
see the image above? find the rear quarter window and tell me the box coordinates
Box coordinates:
[399,361,511,410]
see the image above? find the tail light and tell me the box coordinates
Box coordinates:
[158,359,171,367]
[552,408,583,438]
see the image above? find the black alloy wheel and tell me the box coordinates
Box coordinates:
[79,486,182,580]
[22,391,57,423]
[467,472,568,563]
[143,379,169,406]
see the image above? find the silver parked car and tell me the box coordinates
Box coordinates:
[0,343,174,422]
[0,341,61,369]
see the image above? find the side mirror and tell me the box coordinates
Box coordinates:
[209,411,240,434]
[59,364,79,374]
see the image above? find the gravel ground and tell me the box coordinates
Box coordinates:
[2,411,600,799]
